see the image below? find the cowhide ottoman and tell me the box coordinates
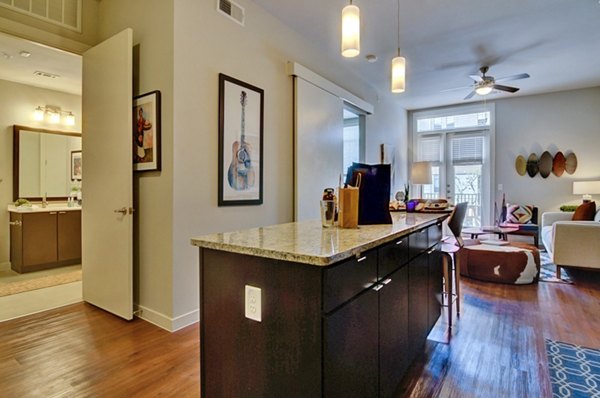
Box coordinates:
[458,242,540,284]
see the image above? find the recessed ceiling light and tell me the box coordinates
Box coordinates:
[365,54,377,63]
[1,51,12,60]
[19,50,31,58]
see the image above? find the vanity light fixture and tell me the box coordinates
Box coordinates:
[390,0,406,93]
[33,105,76,126]
[341,0,360,58]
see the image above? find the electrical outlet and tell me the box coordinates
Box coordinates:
[245,285,262,322]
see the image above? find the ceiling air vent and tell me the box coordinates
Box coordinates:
[217,0,245,26]
[34,71,60,79]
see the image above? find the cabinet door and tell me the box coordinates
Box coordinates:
[379,264,409,398]
[378,236,409,278]
[22,212,58,268]
[324,289,379,398]
[9,213,23,271]
[427,245,444,333]
[408,253,429,362]
[58,211,82,262]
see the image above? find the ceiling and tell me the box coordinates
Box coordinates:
[0,31,81,95]
[253,0,600,110]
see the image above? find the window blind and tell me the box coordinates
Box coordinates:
[417,135,441,163]
[451,135,483,165]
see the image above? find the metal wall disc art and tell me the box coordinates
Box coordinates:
[565,153,578,175]
[515,155,527,176]
[539,151,553,178]
[526,153,539,177]
[552,151,566,177]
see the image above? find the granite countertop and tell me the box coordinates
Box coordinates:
[191,212,448,266]
[8,204,82,213]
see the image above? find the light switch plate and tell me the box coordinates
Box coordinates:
[245,285,261,322]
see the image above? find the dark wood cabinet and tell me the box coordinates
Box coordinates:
[10,210,81,273]
[379,264,410,398]
[427,244,444,333]
[199,220,445,398]
[324,288,379,398]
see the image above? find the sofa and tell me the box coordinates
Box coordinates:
[541,208,600,278]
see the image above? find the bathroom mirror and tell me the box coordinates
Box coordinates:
[13,125,82,201]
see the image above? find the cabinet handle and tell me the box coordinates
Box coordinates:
[9,220,22,227]
[427,248,436,254]
[421,230,427,234]
[395,240,403,245]
[381,278,392,285]
[372,284,384,292]
[49,212,57,215]
[58,211,67,214]
[356,255,367,262]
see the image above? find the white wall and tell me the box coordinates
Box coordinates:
[172,0,403,321]
[366,94,409,196]
[495,87,600,217]
[0,79,81,265]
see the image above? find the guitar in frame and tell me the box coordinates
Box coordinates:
[227,91,256,190]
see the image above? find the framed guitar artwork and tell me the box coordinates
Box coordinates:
[218,74,264,206]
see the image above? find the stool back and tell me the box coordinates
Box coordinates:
[448,202,468,247]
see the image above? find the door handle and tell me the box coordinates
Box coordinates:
[114,207,127,215]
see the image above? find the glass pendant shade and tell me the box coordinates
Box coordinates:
[341,4,360,58]
[391,56,406,93]
[65,112,76,126]
[49,111,60,124]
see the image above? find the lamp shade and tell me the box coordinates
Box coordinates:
[341,4,360,58]
[391,55,406,93]
[411,161,432,184]
[573,181,600,195]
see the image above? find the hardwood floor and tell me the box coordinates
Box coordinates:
[1,269,598,397]
[398,268,600,398]
[0,303,199,397]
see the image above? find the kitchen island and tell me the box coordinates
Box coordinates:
[191,212,449,398]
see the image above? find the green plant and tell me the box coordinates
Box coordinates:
[560,205,578,212]
[14,198,31,207]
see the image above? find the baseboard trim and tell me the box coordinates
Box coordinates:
[134,304,199,332]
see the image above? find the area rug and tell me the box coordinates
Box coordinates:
[0,269,81,297]
[546,339,600,398]
[539,251,572,284]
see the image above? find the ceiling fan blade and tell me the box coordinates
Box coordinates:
[464,91,476,100]
[496,73,530,82]
[493,84,520,93]
[440,85,473,93]
[469,75,483,82]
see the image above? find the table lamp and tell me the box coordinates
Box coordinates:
[573,181,600,203]
[411,161,432,199]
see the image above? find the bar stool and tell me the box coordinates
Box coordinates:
[441,202,468,330]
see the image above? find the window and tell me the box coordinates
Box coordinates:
[412,105,494,226]
[343,107,364,175]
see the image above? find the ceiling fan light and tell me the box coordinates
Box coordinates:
[341,4,360,58]
[391,56,406,93]
[475,85,493,96]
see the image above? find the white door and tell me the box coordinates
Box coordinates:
[81,29,133,320]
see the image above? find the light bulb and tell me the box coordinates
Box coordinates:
[65,112,75,126]
[341,4,360,58]
[34,107,44,121]
[391,56,406,93]
[475,84,493,96]
[49,111,60,124]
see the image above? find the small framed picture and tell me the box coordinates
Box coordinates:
[133,90,161,172]
[71,150,82,181]
[218,74,264,206]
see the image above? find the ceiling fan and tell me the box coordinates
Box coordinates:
[443,66,530,100]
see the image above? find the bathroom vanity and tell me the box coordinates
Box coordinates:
[191,212,448,398]
[9,205,81,273]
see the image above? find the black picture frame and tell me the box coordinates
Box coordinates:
[218,74,264,206]
[133,90,161,172]
[70,150,82,181]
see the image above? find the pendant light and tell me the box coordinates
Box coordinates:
[391,0,406,93]
[341,0,360,58]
